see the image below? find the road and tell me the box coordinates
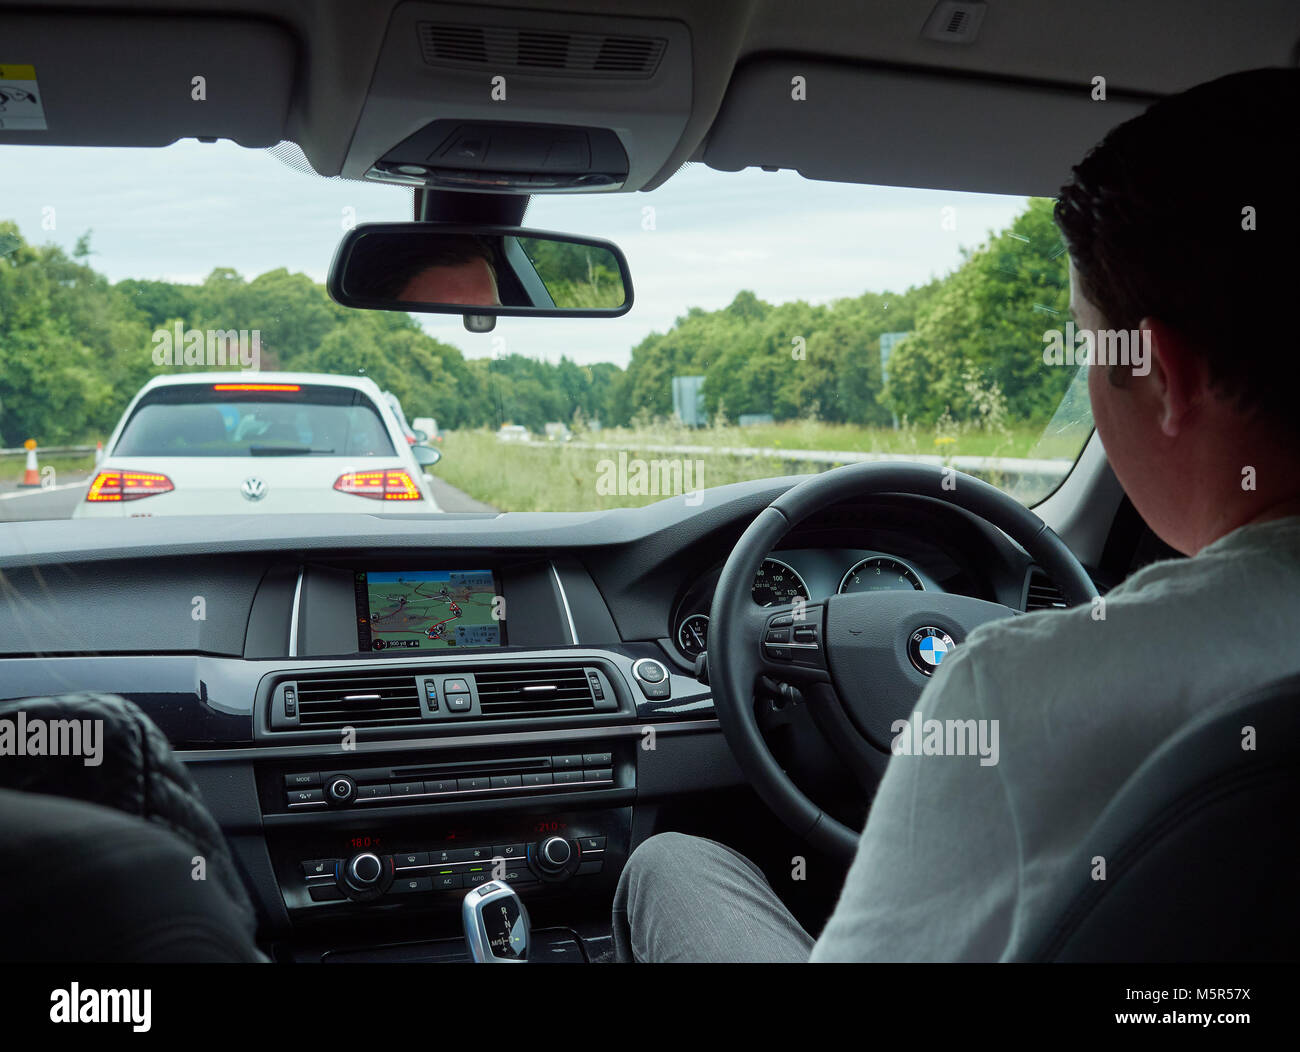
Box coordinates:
[0,468,496,521]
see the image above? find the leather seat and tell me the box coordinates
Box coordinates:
[0,788,264,962]
[0,693,262,962]
[1022,672,1300,961]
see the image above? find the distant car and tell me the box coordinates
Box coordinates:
[412,416,439,443]
[74,372,443,516]
[381,390,420,445]
[496,424,531,443]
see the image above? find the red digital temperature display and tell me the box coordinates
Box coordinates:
[345,835,382,851]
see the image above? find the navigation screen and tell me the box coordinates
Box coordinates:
[355,570,504,652]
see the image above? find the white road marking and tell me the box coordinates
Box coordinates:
[0,481,87,500]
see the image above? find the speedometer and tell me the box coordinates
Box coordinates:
[838,556,924,594]
[751,558,810,607]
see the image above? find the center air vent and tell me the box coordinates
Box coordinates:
[267,664,619,731]
[295,671,422,728]
[475,666,597,717]
[416,22,667,78]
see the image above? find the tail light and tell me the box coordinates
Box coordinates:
[333,469,421,501]
[85,470,175,502]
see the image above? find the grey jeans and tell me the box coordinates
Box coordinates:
[612,832,815,962]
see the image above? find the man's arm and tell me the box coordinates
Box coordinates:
[809,646,1021,961]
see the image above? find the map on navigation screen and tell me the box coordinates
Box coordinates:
[356,569,503,651]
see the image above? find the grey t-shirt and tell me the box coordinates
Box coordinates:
[810,515,1300,961]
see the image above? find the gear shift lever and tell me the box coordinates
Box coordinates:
[462,881,531,962]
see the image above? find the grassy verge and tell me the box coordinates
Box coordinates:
[436,419,1082,513]
[0,451,97,484]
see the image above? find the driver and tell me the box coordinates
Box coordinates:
[614,68,1300,962]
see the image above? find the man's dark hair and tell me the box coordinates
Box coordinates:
[347,232,497,301]
[1055,67,1299,439]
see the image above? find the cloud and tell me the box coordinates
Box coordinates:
[1,141,1029,367]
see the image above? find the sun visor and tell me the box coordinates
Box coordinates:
[0,13,294,148]
[704,57,1153,197]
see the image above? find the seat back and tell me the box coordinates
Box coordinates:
[1021,673,1300,961]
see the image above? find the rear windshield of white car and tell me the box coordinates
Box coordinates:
[112,384,397,458]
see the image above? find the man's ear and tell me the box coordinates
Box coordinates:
[1141,316,1207,439]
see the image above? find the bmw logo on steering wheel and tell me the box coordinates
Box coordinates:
[907,627,955,676]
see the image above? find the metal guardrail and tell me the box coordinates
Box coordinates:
[557,440,1073,481]
[0,444,98,457]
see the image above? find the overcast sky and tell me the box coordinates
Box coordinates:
[1,139,1031,368]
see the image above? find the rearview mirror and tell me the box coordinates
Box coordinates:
[327,223,633,320]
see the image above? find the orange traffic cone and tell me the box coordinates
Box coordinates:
[18,439,40,487]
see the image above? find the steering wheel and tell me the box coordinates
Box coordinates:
[708,463,1098,860]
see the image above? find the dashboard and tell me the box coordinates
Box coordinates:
[0,478,1060,957]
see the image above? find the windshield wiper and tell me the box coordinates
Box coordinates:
[248,445,336,456]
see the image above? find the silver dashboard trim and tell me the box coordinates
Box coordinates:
[550,562,580,644]
[288,565,304,657]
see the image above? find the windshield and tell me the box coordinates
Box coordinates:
[0,141,1091,520]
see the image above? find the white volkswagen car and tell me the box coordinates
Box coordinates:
[73,372,442,517]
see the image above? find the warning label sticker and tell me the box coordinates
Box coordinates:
[0,64,47,131]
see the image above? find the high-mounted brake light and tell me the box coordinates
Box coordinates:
[212,383,301,392]
[85,470,175,502]
[333,469,421,501]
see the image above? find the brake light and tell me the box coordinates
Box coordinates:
[85,470,175,502]
[212,383,300,392]
[333,469,421,501]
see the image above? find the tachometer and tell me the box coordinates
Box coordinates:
[677,613,710,658]
[752,558,810,607]
[838,556,924,594]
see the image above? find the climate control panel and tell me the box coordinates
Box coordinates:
[271,808,630,914]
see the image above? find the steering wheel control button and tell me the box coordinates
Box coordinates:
[763,606,826,668]
[326,775,356,806]
[631,658,672,698]
[907,627,956,676]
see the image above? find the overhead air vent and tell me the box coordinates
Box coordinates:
[475,666,597,718]
[921,1,987,45]
[416,22,667,78]
[1025,567,1069,611]
[295,671,422,728]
